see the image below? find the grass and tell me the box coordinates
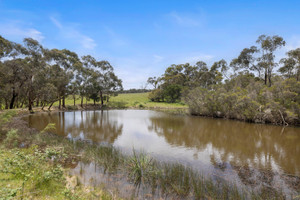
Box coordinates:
[0,148,116,200]
[0,110,17,126]
[108,93,188,109]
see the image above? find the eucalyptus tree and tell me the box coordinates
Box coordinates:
[1,59,29,109]
[82,55,122,106]
[256,35,285,86]
[148,60,226,102]
[231,35,285,86]
[45,49,81,108]
[0,37,27,109]
[147,77,159,89]
[22,38,46,112]
[230,46,260,76]
[0,35,13,59]
[97,61,123,103]
[279,48,300,80]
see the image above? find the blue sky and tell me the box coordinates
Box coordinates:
[0,0,300,89]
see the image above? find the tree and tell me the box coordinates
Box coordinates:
[1,59,28,109]
[163,84,182,103]
[22,38,46,112]
[147,77,159,89]
[45,49,81,108]
[230,46,259,76]
[0,35,13,59]
[82,55,122,106]
[256,35,285,86]
[279,48,300,81]
[231,35,285,86]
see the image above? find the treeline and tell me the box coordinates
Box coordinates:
[0,36,122,112]
[148,35,300,125]
[120,88,151,94]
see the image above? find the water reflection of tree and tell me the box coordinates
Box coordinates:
[148,115,300,175]
[29,111,123,144]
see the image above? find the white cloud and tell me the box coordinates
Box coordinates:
[50,16,97,50]
[0,21,44,42]
[168,11,201,27]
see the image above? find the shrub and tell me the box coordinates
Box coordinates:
[148,88,164,102]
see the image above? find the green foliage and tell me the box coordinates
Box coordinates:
[0,187,20,200]
[0,35,122,111]
[4,129,19,147]
[148,88,164,102]
[126,150,156,186]
[0,110,17,125]
[0,147,65,198]
[185,74,300,125]
[163,84,182,103]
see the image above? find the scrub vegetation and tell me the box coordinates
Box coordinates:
[148,35,300,125]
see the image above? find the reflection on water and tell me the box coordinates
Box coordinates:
[26,110,300,194]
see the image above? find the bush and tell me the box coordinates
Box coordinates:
[4,129,19,147]
[184,76,300,125]
[163,84,182,103]
[148,88,164,102]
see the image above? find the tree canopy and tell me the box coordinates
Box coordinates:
[0,35,123,111]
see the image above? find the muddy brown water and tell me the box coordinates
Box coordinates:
[25,110,300,198]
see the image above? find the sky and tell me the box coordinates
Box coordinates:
[0,0,300,89]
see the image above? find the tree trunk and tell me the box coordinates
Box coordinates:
[268,68,272,87]
[81,96,83,107]
[28,96,33,113]
[48,102,54,110]
[62,96,65,108]
[100,91,104,106]
[73,96,76,106]
[93,99,95,105]
[59,98,61,109]
[264,70,267,85]
[9,88,18,109]
[15,97,19,108]
[36,98,39,107]
[20,100,24,108]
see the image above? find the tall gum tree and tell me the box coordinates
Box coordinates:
[23,38,46,112]
[256,35,285,86]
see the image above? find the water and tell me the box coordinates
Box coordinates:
[26,110,300,196]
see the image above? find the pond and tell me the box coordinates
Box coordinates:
[26,110,300,197]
